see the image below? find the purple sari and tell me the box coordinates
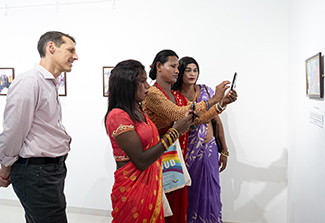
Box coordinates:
[186,84,223,223]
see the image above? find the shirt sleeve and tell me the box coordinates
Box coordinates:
[106,109,135,138]
[143,87,212,121]
[143,87,218,122]
[0,76,38,167]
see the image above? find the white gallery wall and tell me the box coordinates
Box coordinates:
[287,0,325,222]
[0,0,289,222]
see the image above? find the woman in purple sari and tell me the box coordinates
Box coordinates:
[172,57,237,223]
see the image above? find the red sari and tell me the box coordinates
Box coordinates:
[106,108,164,222]
[153,83,189,223]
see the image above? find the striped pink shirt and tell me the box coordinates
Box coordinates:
[0,64,71,167]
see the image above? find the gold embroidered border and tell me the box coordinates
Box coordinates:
[111,124,135,137]
[114,155,130,161]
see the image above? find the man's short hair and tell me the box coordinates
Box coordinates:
[37,31,76,58]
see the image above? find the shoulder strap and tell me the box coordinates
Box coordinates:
[203,84,211,98]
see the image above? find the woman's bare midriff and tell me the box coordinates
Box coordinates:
[116,160,130,170]
[203,121,214,143]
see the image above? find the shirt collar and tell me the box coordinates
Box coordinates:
[34,63,55,80]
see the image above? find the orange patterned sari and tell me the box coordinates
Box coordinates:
[107,109,164,222]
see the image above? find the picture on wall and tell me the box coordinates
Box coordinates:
[103,66,114,97]
[305,52,324,98]
[57,72,67,96]
[0,68,15,96]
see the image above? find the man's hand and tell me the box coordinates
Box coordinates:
[0,164,11,187]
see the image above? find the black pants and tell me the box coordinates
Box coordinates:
[11,159,68,223]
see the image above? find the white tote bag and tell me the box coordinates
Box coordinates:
[161,139,191,193]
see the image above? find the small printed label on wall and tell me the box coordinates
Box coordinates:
[309,111,323,128]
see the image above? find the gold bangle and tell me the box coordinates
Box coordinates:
[169,128,180,138]
[166,134,173,146]
[161,139,169,151]
[169,129,178,141]
[169,131,175,142]
[220,150,229,157]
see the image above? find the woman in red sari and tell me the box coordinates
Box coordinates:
[142,50,231,223]
[105,59,196,222]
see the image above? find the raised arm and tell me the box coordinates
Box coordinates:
[143,87,208,121]
[143,86,227,122]
[108,108,196,171]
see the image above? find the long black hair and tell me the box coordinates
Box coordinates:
[172,56,200,91]
[104,59,145,128]
[149,49,179,80]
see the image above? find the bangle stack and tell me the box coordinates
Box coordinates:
[217,102,226,111]
[161,128,180,151]
[204,100,210,110]
[216,102,226,113]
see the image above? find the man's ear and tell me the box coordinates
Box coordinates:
[47,42,56,54]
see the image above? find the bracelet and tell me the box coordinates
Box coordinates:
[169,131,176,142]
[220,150,229,157]
[205,100,210,110]
[216,105,222,113]
[166,134,173,146]
[217,102,226,111]
[161,128,181,151]
[169,130,177,142]
[161,138,169,151]
[169,128,180,138]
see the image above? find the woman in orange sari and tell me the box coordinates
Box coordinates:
[142,50,232,223]
[105,59,196,222]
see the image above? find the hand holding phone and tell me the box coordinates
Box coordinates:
[222,72,238,106]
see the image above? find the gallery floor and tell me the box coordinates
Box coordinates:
[0,203,237,223]
[0,203,113,223]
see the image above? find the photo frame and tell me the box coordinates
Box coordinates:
[306,52,324,98]
[103,66,114,97]
[0,68,15,96]
[57,72,67,96]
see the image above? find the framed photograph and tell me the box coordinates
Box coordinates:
[103,66,114,97]
[0,68,15,96]
[306,52,323,98]
[57,72,67,96]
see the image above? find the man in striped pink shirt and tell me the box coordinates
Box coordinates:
[0,31,78,223]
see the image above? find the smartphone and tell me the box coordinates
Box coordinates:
[191,101,196,111]
[230,72,237,90]
[190,101,197,129]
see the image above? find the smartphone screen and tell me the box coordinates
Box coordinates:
[230,72,237,90]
